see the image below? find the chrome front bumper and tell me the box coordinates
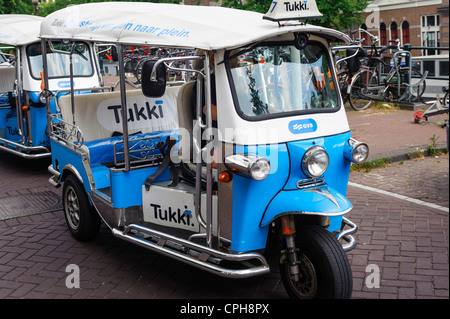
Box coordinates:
[337,217,358,252]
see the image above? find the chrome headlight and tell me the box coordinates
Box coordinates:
[344,138,369,164]
[225,154,271,181]
[302,146,329,178]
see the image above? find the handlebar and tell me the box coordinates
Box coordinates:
[353,28,378,45]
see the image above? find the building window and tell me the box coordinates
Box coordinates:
[380,23,387,46]
[360,24,368,46]
[401,21,410,45]
[390,22,398,42]
[421,14,440,55]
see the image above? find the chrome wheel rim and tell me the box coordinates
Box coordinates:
[64,186,80,231]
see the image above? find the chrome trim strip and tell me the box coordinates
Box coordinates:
[296,176,325,189]
[112,224,270,279]
[0,137,50,159]
[303,186,341,208]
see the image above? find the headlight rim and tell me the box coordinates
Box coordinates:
[249,157,271,181]
[301,145,329,178]
[351,142,369,164]
[224,154,271,181]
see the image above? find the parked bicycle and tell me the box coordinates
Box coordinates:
[348,29,427,111]
[333,38,365,104]
[134,48,194,84]
[443,85,449,108]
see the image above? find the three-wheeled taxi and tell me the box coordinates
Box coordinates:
[0,14,102,159]
[41,0,369,299]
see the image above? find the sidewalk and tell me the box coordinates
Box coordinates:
[346,104,448,161]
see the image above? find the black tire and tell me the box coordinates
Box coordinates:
[349,69,377,111]
[63,174,101,241]
[337,69,351,104]
[444,92,449,108]
[279,224,353,299]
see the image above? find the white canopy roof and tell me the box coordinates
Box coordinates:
[39,2,351,50]
[0,14,43,46]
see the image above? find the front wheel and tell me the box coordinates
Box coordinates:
[443,91,448,108]
[387,68,426,102]
[349,70,378,111]
[279,224,353,299]
[63,174,101,241]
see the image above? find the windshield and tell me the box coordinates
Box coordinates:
[227,42,339,119]
[27,42,94,79]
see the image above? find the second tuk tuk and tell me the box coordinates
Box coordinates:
[0,14,102,159]
[41,0,369,299]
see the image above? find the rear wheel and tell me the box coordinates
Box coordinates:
[63,174,101,241]
[279,224,353,299]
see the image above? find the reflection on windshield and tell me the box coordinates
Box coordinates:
[27,42,93,79]
[229,42,338,118]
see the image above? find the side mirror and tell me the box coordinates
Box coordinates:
[141,60,167,98]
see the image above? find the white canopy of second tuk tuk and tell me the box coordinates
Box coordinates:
[0,15,43,46]
[39,2,351,49]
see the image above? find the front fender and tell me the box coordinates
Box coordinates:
[260,184,352,227]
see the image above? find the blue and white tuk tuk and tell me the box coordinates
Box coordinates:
[0,14,102,159]
[41,0,369,299]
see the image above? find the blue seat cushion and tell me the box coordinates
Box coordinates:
[84,130,178,165]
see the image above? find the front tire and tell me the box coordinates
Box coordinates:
[279,224,353,299]
[63,174,101,241]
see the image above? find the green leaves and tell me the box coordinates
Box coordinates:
[1,0,35,14]
[221,0,370,31]
[3,0,369,31]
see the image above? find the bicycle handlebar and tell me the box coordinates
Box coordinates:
[354,28,379,44]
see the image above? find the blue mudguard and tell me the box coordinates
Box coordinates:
[259,185,352,227]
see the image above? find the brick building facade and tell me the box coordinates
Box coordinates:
[358,0,449,57]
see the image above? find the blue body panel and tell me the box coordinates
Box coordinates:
[29,105,50,147]
[230,131,352,253]
[110,167,170,208]
[52,130,176,209]
[51,140,92,190]
[231,143,290,252]
[1,91,57,147]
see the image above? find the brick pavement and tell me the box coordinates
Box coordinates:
[0,107,449,299]
[347,155,449,299]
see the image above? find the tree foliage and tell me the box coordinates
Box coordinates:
[38,0,182,16]
[2,0,369,31]
[221,0,370,31]
[0,0,35,14]
[0,0,182,16]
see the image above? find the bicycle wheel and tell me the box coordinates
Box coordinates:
[444,91,449,108]
[387,68,426,102]
[349,70,378,111]
[337,69,351,104]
